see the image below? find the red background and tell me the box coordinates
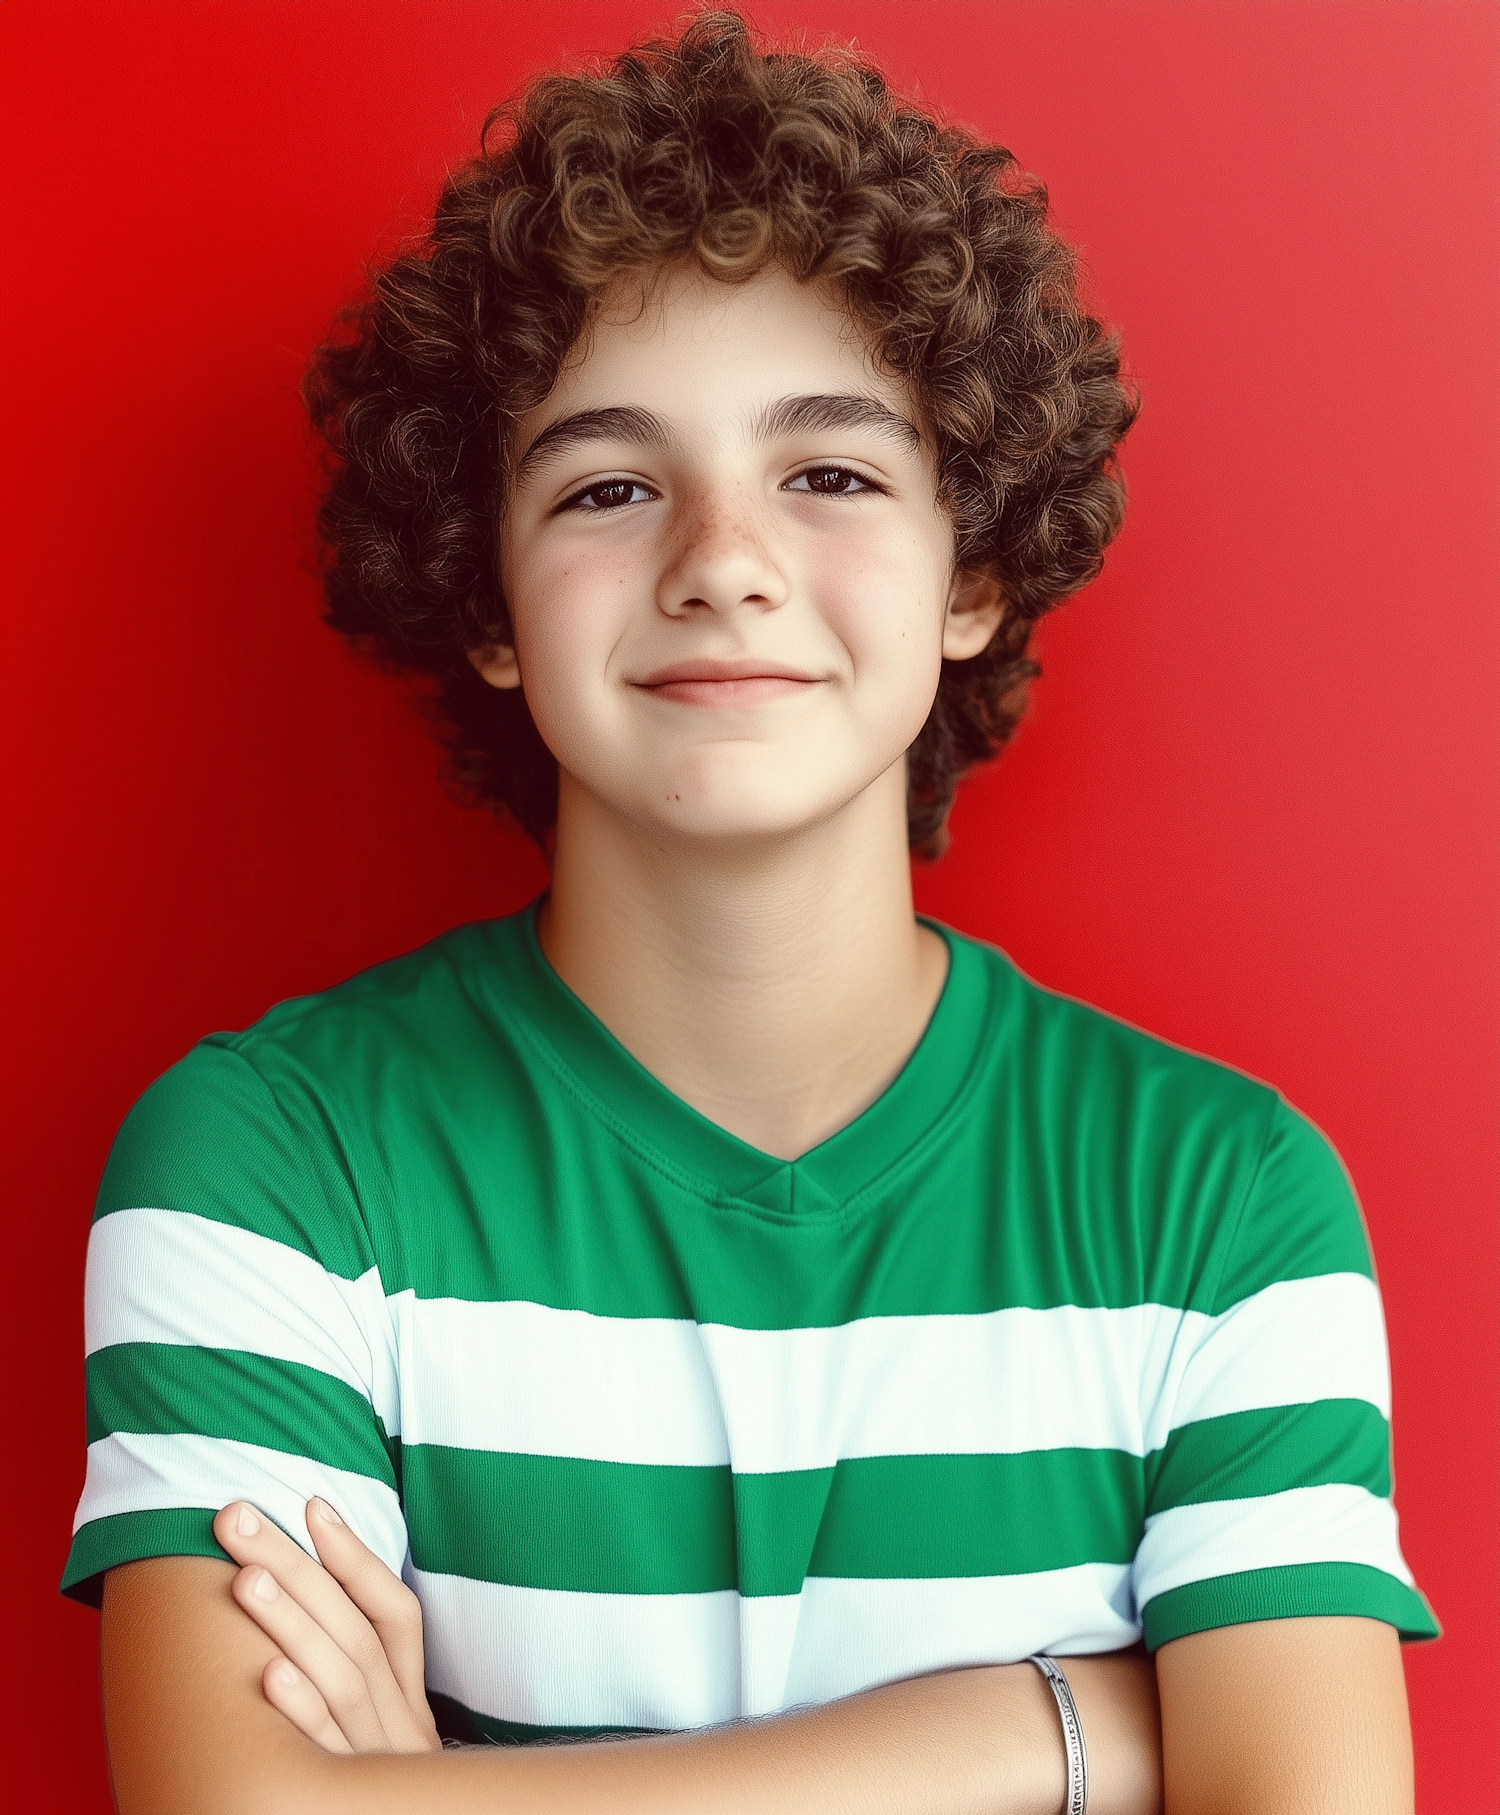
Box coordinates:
[2,3,1496,1807]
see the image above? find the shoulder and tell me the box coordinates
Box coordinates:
[96,911,538,1262]
[134,910,532,1106]
[949,926,1271,1118]
[945,924,1279,1162]
[222,912,530,1084]
[941,927,1372,1308]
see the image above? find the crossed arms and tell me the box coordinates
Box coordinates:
[98,1498,1414,1815]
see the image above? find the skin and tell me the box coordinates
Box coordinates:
[99,266,1416,1812]
[483,265,1000,1156]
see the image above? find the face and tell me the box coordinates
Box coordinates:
[481,264,1002,846]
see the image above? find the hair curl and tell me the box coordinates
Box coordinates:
[305,8,1137,856]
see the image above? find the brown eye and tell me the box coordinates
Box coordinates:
[788,467,872,496]
[566,479,652,512]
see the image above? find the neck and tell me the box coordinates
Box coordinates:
[541,766,948,1160]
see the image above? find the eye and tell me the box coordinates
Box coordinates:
[785,466,882,497]
[561,478,655,513]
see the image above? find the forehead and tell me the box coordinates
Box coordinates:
[522,264,914,437]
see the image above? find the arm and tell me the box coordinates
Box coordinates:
[1157,1617,1413,1815]
[102,1502,1413,1815]
[100,1544,1161,1815]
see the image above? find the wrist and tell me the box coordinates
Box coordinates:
[1030,1658,1088,1814]
[1053,1652,1163,1815]
[955,1661,1073,1815]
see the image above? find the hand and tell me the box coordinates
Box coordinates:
[212,1496,442,1757]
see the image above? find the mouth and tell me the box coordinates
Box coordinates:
[633,658,824,708]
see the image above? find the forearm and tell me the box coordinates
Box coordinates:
[269,1653,1155,1815]
[102,1559,1160,1815]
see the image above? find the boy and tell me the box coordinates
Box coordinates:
[67,13,1434,1813]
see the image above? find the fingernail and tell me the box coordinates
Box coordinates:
[236,1506,261,1538]
[252,1569,280,1604]
[313,1497,343,1526]
[272,1658,300,1687]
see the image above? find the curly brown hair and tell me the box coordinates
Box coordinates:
[305,8,1136,857]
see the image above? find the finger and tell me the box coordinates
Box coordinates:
[232,1563,392,1753]
[262,1655,354,1755]
[305,1496,437,1737]
[215,1503,426,1750]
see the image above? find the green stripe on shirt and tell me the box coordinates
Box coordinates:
[1146,1399,1391,1513]
[86,1343,398,1487]
[403,1445,1144,1593]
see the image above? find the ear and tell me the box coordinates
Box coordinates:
[941,569,1007,661]
[467,642,523,690]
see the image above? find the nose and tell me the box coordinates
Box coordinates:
[656,483,791,618]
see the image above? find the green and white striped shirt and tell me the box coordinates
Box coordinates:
[64,906,1436,1742]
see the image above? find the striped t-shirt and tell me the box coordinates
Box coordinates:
[64,905,1436,1741]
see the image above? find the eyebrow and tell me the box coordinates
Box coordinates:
[512,390,923,489]
[751,392,923,453]
[513,406,675,486]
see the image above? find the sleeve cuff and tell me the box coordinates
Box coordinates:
[61,1507,230,1609]
[1143,1560,1441,1651]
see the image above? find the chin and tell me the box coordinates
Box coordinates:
[573,736,908,846]
[638,795,834,845]
[627,765,881,847]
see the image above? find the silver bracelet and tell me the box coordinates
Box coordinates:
[1028,1654,1088,1815]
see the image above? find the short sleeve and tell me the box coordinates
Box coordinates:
[1134,1097,1438,1650]
[62,1038,407,1606]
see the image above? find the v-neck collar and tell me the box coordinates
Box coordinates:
[476,899,1007,1222]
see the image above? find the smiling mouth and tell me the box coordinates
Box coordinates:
[634,660,823,708]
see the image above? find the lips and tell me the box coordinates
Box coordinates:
[634,658,822,707]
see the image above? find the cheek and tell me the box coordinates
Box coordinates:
[508,548,628,701]
[497,564,593,763]
[815,527,948,689]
